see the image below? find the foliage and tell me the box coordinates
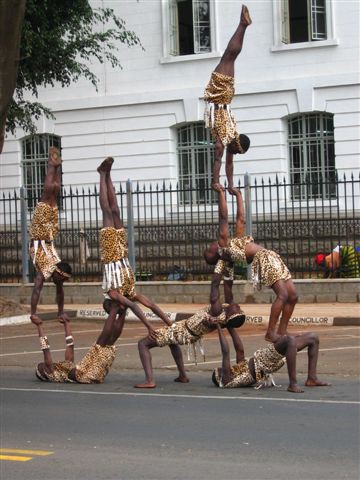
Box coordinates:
[6,0,142,134]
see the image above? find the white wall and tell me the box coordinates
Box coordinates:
[0,0,359,193]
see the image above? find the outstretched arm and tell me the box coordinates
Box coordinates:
[227,327,245,363]
[108,290,156,338]
[225,150,234,189]
[30,272,45,317]
[209,272,222,318]
[212,137,225,190]
[223,277,234,304]
[216,324,232,385]
[229,187,245,237]
[31,314,54,372]
[218,188,229,248]
[63,318,74,362]
[133,292,172,326]
[96,303,119,346]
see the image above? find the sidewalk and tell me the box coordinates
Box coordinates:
[1,302,358,327]
[39,301,360,327]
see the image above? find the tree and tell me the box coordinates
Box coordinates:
[5,0,142,139]
[0,0,26,154]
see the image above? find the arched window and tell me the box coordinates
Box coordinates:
[22,134,61,208]
[288,112,335,200]
[177,122,214,204]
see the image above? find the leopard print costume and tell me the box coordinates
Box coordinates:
[73,343,116,384]
[204,71,240,147]
[253,343,285,382]
[214,360,255,388]
[29,202,59,241]
[214,344,285,389]
[100,226,136,299]
[29,202,61,279]
[36,360,75,383]
[251,249,291,290]
[221,235,291,290]
[214,258,234,281]
[155,306,227,348]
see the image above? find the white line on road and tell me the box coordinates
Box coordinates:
[0,342,138,357]
[162,345,360,368]
[0,326,150,341]
[1,343,359,359]
[0,386,358,405]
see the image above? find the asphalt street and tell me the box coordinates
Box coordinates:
[1,319,359,480]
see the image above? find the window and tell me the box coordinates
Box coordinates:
[288,113,336,200]
[22,134,61,209]
[168,0,211,56]
[177,122,215,205]
[272,0,337,50]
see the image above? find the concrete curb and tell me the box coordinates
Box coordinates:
[1,309,358,327]
[0,309,77,327]
[75,309,360,327]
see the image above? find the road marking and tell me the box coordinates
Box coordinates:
[0,326,146,341]
[0,386,358,405]
[162,345,360,368]
[0,455,32,462]
[0,449,53,456]
[0,342,138,357]
[1,341,359,359]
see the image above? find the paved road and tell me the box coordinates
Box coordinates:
[1,320,359,480]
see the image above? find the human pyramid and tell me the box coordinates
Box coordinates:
[30,5,329,393]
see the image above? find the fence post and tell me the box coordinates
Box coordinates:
[244,173,252,281]
[20,186,29,283]
[126,179,136,273]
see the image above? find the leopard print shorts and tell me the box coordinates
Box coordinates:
[155,321,199,347]
[29,241,61,280]
[29,202,59,241]
[36,360,75,383]
[100,227,121,264]
[251,249,291,290]
[204,72,238,146]
[214,360,255,388]
[74,343,116,384]
[253,344,285,382]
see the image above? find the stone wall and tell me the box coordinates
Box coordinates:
[1,279,359,305]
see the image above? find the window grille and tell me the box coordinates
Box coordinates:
[22,134,61,209]
[288,113,336,200]
[177,122,215,205]
[311,0,327,40]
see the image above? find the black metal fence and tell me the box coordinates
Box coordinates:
[0,173,359,283]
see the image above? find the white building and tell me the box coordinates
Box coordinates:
[1,0,359,207]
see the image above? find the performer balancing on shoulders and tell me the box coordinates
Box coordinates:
[29,147,73,379]
[67,157,172,383]
[135,188,246,389]
[204,186,298,343]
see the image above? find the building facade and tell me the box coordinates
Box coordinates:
[0,0,359,205]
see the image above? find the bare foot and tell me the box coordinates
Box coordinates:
[134,382,156,389]
[287,384,304,393]
[174,376,189,383]
[305,378,331,387]
[48,147,62,167]
[97,157,114,173]
[265,331,281,343]
[241,5,252,26]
